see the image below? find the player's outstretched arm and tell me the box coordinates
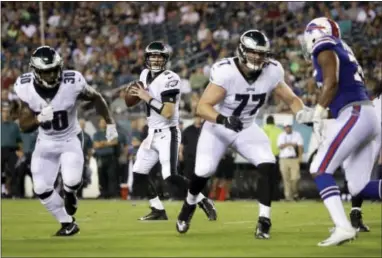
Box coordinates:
[78,85,114,124]
[197,83,243,132]
[273,81,305,114]
[197,83,226,122]
[79,85,118,141]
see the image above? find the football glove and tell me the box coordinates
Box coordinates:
[312,105,328,143]
[217,114,243,132]
[106,124,118,141]
[295,106,315,124]
[37,105,54,123]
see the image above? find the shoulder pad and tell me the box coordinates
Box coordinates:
[312,36,339,57]
[14,73,34,102]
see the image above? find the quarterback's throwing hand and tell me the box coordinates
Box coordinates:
[225,116,243,132]
[106,124,118,141]
[130,86,150,102]
[37,105,54,123]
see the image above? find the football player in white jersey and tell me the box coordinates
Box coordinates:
[13,46,118,236]
[128,41,216,221]
[176,30,312,238]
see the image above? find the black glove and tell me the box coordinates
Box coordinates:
[217,114,243,132]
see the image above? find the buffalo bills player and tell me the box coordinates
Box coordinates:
[298,17,382,246]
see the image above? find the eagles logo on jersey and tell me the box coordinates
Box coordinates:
[30,46,63,89]
[145,41,170,73]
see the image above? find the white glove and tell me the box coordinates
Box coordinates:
[37,105,54,123]
[295,106,315,123]
[106,124,118,141]
[312,105,328,143]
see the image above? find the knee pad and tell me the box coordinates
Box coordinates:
[33,181,53,197]
[35,189,54,200]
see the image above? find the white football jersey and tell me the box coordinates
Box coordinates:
[210,57,284,127]
[139,69,181,129]
[373,95,381,124]
[14,70,87,141]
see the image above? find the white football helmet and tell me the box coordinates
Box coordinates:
[300,17,341,59]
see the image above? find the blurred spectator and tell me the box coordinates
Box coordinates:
[213,24,230,43]
[15,130,37,198]
[262,115,283,157]
[197,22,211,42]
[93,117,119,198]
[1,107,22,198]
[179,116,203,178]
[189,67,209,93]
[277,123,303,201]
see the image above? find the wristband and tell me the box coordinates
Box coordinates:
[148,98,164,114]
[216,114,227,124]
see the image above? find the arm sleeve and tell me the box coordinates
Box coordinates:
[161,88,180,103]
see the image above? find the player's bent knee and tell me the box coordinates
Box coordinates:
[347,181,367,196]
[35,189,54,200]
[33,182,53,197]
[64,180,82,192]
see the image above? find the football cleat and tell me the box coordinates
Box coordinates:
[318,227,357,247]
[350,209,370,232]
[139,207,168,221]
[198,198,217,221]
[64,192,78,216]
[55,218,80,236]
[176,201,197,234]
[255,216,272,239]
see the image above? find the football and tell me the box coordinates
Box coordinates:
[124,81,144,107]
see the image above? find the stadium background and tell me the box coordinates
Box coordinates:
[1,2,382,199]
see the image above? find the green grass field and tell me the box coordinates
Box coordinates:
[1,200,381,257]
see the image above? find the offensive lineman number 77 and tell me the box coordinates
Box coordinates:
[233,93,266,116]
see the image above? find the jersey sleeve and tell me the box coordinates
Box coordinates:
[13,74,31,104]
[71,70,88,95]
[312,36,338,57]
[209,59,232,91]
[161,72,181,103]
[268,60,285,90]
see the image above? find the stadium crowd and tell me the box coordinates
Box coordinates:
[1,2,381,199]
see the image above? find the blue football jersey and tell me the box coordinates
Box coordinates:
[312,35,369,118]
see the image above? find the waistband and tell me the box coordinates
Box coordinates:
[150,126,178,133]
[338,100,372,116]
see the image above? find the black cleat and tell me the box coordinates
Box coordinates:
[64,192,78,216]
[255,216,271,239]
[350,209,370,232]
[176,201,197,234]
[198,198,217,221]
[139,207,168,221]
[55,218,80,236]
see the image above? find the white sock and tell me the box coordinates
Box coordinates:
[259,203,271,218]
[40,190,72,223]
[149,196,165,210]
[323,196,352,229]
[186,191,198,205]
[196,193,205,203]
